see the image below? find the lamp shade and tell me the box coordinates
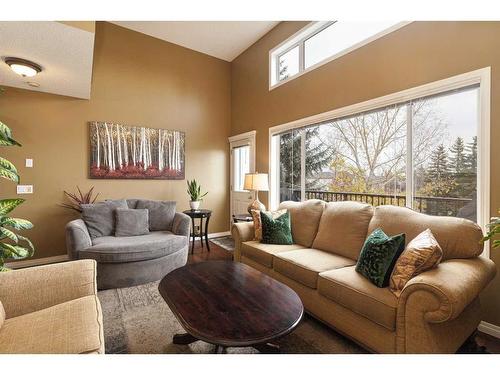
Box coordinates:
[243,173,269,191]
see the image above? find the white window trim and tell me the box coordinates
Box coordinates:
[268,67,491,258]
[269,21,413,91]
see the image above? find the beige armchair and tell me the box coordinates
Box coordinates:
[0,260,104,354]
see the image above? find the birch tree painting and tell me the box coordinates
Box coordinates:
[89,122,185,179]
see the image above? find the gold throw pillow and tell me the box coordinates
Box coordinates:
[390,228,443,297]
[250,209,286,241]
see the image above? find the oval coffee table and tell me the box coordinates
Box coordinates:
[158,261,304,353]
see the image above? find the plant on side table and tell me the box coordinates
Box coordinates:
[187,179,208,210]
[0,119,34,271]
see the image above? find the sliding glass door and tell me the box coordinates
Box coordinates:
[271,85,480,222]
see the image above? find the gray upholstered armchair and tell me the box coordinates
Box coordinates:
[66,199,191,290]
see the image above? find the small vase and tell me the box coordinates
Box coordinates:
[190,201,200,210]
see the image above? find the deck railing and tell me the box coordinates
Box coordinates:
[283,189,474,218]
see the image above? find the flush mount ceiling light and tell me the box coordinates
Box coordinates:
[4,57,42,77]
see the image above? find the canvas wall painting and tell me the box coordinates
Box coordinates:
[89,121,185,179]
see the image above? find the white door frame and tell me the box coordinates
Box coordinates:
[229,130,257,226]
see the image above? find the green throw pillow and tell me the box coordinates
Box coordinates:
[260,210,293,245]
[355,228,405,288]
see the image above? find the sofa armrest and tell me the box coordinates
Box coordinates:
[231,222,255,262]
[398,257,497,323]
[0,259,97,319]
[172,212,191,237]
[66,219,92,259]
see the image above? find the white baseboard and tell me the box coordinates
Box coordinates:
[190,231,231,241]
[5,254,69,270]
[478,321,500,339]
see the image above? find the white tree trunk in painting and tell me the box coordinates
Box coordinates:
[132,127,136,165]
[139,127,143,165]
[147,130,152,169]
[117,124,122,169]
[123,126,128,167]
[102,126,107,169]
[95,122,100,169]
[158,129,162,170]
[104,122,113,170]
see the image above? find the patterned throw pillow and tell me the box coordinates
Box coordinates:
[355,228,406,288]
[260,210,293,245]
[251,209,286,241]
[390,229,443,297]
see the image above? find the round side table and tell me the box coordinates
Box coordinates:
[183,209,212,254]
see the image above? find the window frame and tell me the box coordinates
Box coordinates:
[269,21,412,90]
[268,67,491,257]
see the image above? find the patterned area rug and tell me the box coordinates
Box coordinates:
[209,236,235,252]
[98,281,365,354]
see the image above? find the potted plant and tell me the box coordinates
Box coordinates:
[187,179,207,210]
[60,186,100,212]
[0,118,34,271]
[482,211,500,248]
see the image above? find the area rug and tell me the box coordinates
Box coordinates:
[98,280,365,354]
[209,235,235,252]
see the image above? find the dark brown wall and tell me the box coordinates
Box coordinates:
[231,21,500,325]
[0,22,231,260]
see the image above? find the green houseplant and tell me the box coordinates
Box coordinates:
[482,211,500,249]
[0,119,34,271]
[187,179,208,210]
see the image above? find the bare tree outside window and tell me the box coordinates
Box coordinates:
[276,86,479,221]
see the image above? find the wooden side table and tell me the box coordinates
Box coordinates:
[183,209,212,254]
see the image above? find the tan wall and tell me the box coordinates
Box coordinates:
[0,22,231,260]
[231,21,500,325]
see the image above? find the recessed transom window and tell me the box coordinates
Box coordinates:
[269,21,409,89]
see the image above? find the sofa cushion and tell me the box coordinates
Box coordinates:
[241,241,306,268]
[278,199,325,247]
[136,200,176,231]
[318,266,397,331]
[81,199,128,238]
[260,210,293,245]
[312,201,374,260]
[115,208,150,237]
[81,231,187,263]
[390,229,443,297]
[355,228,406,288]
[0,296,103,354]
[368,205,484,260]
[274,248,356,288]
[250,209,286,241]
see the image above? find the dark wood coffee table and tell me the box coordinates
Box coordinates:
[158,261,304,353]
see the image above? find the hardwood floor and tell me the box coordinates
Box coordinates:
[187,239,233,264]
[192,237,500,354]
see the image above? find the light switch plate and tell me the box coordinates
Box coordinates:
[17,185,33,194]
[25,158,33,168]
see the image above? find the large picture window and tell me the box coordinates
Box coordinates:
[270,74,488,226]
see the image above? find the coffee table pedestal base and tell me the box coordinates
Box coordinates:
[172,333,280,354]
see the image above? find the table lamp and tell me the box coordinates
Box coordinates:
[243,172,269,214]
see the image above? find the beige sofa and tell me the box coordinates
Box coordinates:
[232,200,497,353]
[0,260,104,354]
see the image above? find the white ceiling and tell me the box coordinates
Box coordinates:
[112,21,280,61]
[0,21,95,99]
